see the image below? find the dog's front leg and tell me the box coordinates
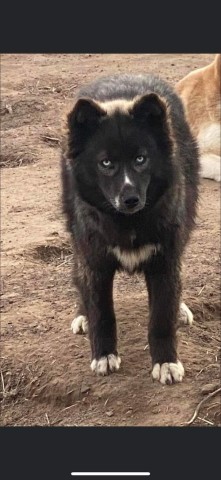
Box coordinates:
[84,263,121,375]
[145,256,184,385]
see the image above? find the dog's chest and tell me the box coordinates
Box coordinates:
[110,242,161,272]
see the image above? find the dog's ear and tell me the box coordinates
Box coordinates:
[67,98,106,156]
[68,98,105,131]
[131,93,173,153]
[131,93,167,123]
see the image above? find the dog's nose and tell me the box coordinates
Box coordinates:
[124,195,139,209]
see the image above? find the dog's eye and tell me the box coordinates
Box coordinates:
[135,155,146,165]
[100,159,113,168]
[98,156,116,175]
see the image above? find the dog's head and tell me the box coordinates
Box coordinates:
[67,93,175,215]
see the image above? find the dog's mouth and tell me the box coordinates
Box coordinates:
[113,200,146,215]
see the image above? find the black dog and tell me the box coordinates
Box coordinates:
[61,74,199,384]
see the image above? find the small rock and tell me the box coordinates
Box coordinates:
[201,382,220,395]
[75,353,84,359]
[152,408,160,414]
[80,384,90,394]
[6,104,13,114]
[106,410,114,417]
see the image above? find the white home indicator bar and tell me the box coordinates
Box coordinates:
[71,474,150,477]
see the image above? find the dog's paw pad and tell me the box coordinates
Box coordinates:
[179,302,193,326]
[152,360,185,384]
[71,315,88,334]
[91,354,121,375]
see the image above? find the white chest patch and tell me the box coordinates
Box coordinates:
[110,244,161,272]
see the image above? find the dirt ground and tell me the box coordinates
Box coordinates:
[1,54,220,427]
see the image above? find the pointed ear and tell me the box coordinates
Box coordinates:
[131,93,167,123]
[67,98,106,156]
[131,93,174,153]
[68,98,106,131]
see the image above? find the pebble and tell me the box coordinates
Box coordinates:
[152,408,160,414]
[106,410,114,417]
[201,382,220,395]
[80,384,90,394]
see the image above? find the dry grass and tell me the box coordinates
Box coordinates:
[30,243,73,265]
[0,152,38,168]
[184,387,221,426]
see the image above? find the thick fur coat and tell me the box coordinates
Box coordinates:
[61,74,199,384]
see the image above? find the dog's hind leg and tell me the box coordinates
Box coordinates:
[71,313,88,334]
[71,284,88,334]
[178,302,193,326]
[70,255,96,335]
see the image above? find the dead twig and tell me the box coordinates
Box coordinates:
[185,387,221,426]
[195,363,218,378]
[0,370,5,396]
[45,413,50,426]
[197,417,214,426]
[60,402,78,412]
[50,418,63,426]
[63,84,78,92]
[198,285,205,296]
[211,336,221,343]
[206,402,220,412]
[38,86,52,91]
[42,136,60,144]
[56,255,73,269]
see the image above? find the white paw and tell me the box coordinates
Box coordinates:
[91,354,121,375]
[152,360,185,384]
[179,302,193,326]
[71,315,88,334]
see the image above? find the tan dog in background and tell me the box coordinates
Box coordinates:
[176,54,220,182]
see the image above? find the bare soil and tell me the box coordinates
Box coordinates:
[1,54,220,427]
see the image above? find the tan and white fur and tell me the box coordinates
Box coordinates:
[176,54,221,182]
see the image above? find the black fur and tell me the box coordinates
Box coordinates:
[61,74,199,377]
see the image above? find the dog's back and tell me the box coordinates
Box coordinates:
[176,54,221,181]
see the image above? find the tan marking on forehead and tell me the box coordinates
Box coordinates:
[98,98,138,115]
